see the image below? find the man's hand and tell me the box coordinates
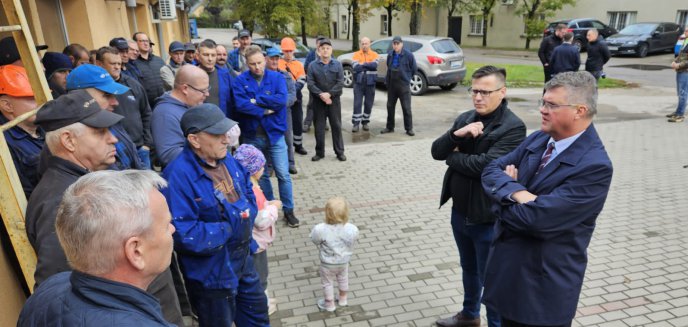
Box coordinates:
[671,62,679,70]
[512,190,537,204]
[504,164,518,180]
[320,92,332,105]
[268,200,282,209]
[453,122,484,138]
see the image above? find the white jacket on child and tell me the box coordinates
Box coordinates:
[310,223,359,265]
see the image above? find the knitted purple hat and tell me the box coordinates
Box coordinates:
[233,144,266,176]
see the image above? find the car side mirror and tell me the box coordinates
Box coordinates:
[652,31,660,37]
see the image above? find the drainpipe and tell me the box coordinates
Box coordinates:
[157,23,167,61]
[126,0,138,32]
[56,0,69,44]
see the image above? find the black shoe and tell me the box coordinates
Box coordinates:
[337,154,347,162]
[325,124,330,131]
[380,128,394,134]
[311,155,324,161]
[303,124,310,132]
[406,130,415,136]
[352,125,360,133]
[295,145,308,155]
[289,167,297,174]
[284,211,300,228]
[362,124,369,131]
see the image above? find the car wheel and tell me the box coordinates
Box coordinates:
[410,72,428,96]
[342,66,353,88]
[637,43,648,58]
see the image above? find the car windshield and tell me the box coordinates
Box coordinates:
[432,39,460,54]
[619,24,656,35]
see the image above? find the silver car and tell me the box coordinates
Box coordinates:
[337,35,467,95]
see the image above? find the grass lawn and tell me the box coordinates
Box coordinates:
[464,62,632,89]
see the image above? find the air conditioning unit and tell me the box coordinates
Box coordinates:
[501,0,514,5]
[176,0,185,11]
[158,0,177,20]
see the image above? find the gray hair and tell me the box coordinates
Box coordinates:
[55,170,168,275]
[544,71,598,117]
[45,122,87,153]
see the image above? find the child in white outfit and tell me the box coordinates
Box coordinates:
[310,197,359,312]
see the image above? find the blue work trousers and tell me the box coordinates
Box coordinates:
[352,82,375,126]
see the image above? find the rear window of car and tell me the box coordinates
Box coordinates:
[406,41,423,52]
[431,39,460,54]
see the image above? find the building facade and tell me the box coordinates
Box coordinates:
[326,0,688,49]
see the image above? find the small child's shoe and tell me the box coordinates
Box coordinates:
[317,298,336,312]
[336,298,348,307]
[268,302,277,315]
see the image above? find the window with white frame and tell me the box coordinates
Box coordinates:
[677,10,688,28]
[470,15,485,35]
[342,15,347,33]
[381,15,388,35]
[608,11,637,31]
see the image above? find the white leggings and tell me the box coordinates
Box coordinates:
[319,264,349,301]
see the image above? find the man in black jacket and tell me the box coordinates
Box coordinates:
[538,24,567,83]
[585,29,611,81]
[96,46,153,168]
[133,32,166,107]
[432,66,526,327]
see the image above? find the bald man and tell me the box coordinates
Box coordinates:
[152,65,210,166]
[351,37,379,132]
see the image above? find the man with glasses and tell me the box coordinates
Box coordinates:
[133,32,166,107]
[152,65,210,167]
[480,71,613,327]
[432,65,525,327]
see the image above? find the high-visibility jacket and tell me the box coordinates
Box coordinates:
[352,49,379,85]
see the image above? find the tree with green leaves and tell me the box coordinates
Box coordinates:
[228,0,300,38]
[477,0,497,47]
[373,0,401,36]
[518,0,576,49]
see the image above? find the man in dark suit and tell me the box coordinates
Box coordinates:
[432,66,526,327]
[549,32,580,78]
[481,71,613,327]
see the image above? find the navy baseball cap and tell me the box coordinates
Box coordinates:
[66,64,129,94]
[318,38,332,47]
[265,47,282,57]
[238,30,251,38]
[109,37,129,50]
[392,36,403,43]
[181,103,237,136]
[169,41,185,53]
[184,42,196,52]
[35,89,123,132]
[42,52,72,79]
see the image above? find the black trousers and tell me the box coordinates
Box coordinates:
[304,94,314,127]
[501,317,571,327]
[386,79,413,131]
[543,65,553,83]
[313,98,344,157]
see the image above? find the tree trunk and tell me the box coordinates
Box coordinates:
[386,5,393,36]
[347,3,352,40]
[525,37,531,49]
[301,15,308,47]
[352,0,360,51]
[481,12,488,47]
[409,1,421,35]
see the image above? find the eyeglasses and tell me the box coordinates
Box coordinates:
[467,86,503,97]
[186,84,211,94]
[538,99,580,110]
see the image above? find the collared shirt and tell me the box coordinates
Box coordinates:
[391,52,400,68]
[542,129,586,167]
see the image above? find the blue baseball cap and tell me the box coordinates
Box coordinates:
[66,64,129,94]
[265,47,282,57]
[169,41,185,53]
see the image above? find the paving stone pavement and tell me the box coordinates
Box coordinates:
[262,106,688,326]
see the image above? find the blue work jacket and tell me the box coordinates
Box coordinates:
[231,69,288,144]
[163,146,258,290]
[385,48,417,86]
[0,115,44,199]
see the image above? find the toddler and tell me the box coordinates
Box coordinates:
[310,197,359,312]
[234,144,281,315]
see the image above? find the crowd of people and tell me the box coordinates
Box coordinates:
[2,24,686,327]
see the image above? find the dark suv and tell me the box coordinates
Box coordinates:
[606,22,683,57]
[544,18,617,50]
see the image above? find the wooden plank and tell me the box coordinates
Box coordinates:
[0,25,21,32]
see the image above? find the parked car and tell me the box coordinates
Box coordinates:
[543,18,617,50]
[606,22,682,57]
[675,34,686,56]
[336,35,466,96]
[251,38,310,64]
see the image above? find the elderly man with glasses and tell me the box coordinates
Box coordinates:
[432,65,526,327]
[152,65,210,167]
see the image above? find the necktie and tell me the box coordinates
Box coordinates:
[536,142,555,174]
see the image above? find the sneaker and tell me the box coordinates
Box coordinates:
[317,299,336,312]
[362,123,369,131]
[436,312,480,327]
[668,115,685,122]
[284,211,300,228]
[268,302,277,315]
[336,298,348,307]
[352,125,360,133]
[380,128,394,134]
[666,112,677,118]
